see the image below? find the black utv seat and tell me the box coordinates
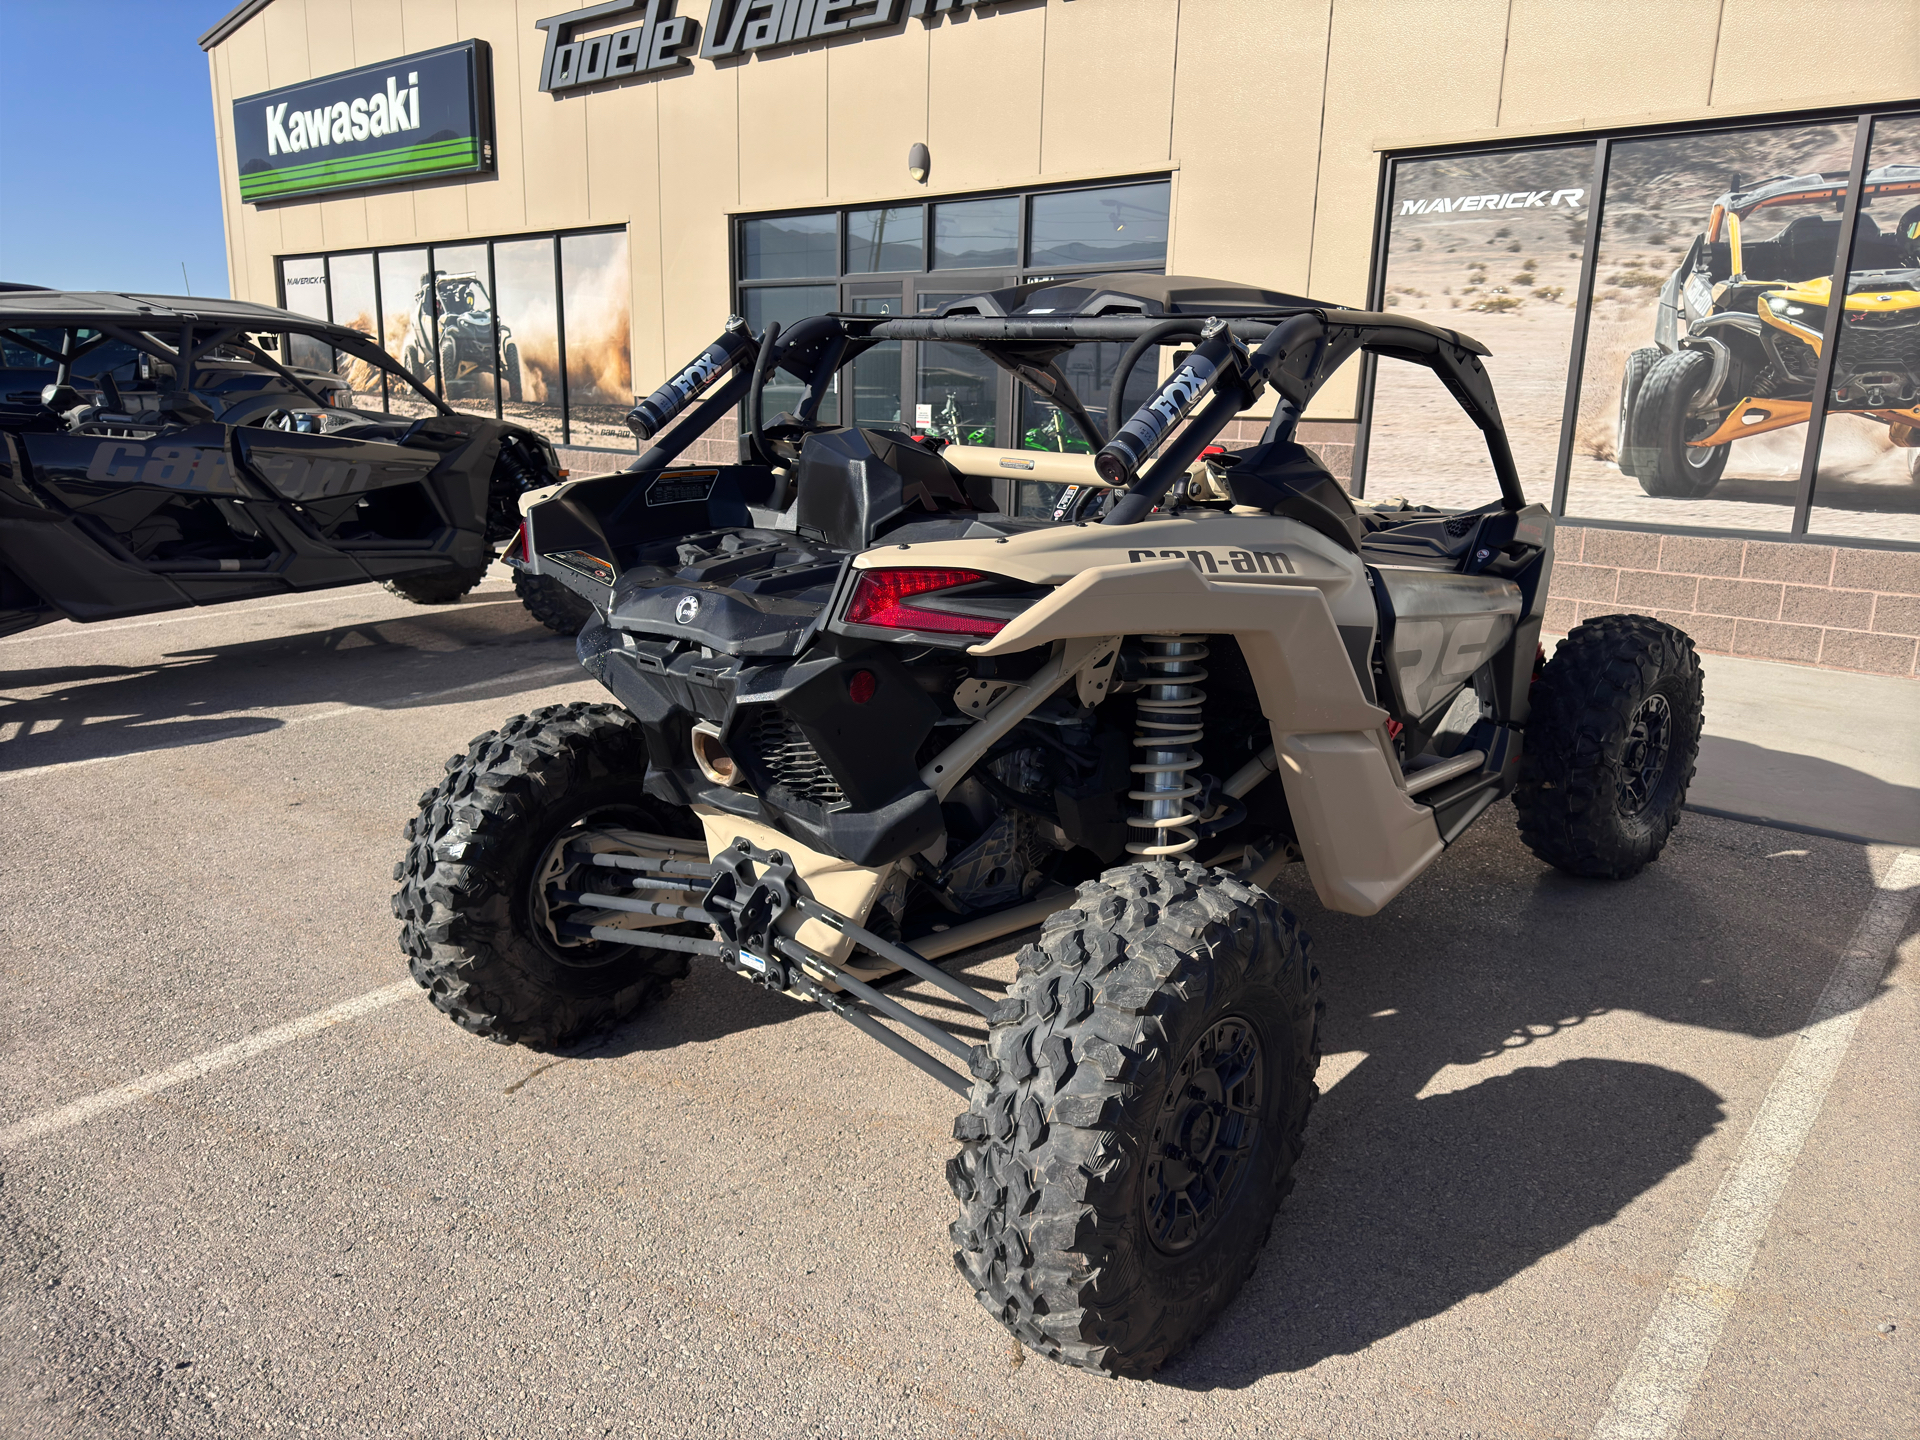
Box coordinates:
[793,426,996,550]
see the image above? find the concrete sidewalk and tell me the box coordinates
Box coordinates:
[1547,634,1919,845]
[1687,649,1919,846]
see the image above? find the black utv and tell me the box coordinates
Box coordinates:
[0,289,584,640]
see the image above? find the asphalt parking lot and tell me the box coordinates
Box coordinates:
[2,570,1914,1440]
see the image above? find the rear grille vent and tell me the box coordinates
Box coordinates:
[742,708,848,809]
[1443,513,1478,537]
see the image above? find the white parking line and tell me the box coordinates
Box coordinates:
[0,590,419,644]
[0,981,417,1152]
[1591,848,1920,1440]
[0,661,586,785]
[4,593,525,647]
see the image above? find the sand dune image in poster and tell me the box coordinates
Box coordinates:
[1366,146,1594,514]
[1368,122,1920,542]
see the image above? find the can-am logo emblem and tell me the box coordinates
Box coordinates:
[675,595,702,624]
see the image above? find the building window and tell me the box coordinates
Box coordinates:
[275,226,630,449]
[734,176,1171,474]
[1360,107,1920,548]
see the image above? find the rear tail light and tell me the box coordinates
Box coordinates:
[844,567,1007,637]
[504,523,529,565]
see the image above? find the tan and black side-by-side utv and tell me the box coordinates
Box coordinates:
[392,275,1704,1377]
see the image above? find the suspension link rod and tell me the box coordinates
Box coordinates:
[551,890,713,923]
[560,923,726,956]
[792,898,998,1017]
[610,874,708,894]
[815,989,971,1096]
[579,851,716,877]
[772,936,975,1063]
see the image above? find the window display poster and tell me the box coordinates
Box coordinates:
[1368,146,1594,511]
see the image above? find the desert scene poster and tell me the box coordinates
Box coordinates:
[1367,119,1919,542]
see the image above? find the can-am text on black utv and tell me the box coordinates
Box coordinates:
[394,275,1704,1377]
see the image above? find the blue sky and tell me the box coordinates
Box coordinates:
[0,2,240,296]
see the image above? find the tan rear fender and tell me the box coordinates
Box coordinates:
[966,557,1438,916]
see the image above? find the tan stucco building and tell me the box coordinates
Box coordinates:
[203,0,1920,674]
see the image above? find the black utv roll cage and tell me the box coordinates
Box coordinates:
[624,297,1526,519]
[0,292,454,419]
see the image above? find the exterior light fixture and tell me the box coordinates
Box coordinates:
[908,143,930,185]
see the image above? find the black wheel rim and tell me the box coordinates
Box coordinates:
[1619,692,1674,815]
[528,806,697,970]
[1142,1016,1264,1255]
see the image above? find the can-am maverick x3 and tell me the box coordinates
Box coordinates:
[394,275,1703,1377]
[0,289,578,639]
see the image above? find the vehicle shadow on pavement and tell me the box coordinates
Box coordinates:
[0,604,571,773]
[1164,811,1882,1389]
[1690,734,1920,847]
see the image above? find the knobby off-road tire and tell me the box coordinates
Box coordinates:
[384,559,490,605]
[1516,614,1703,880]
[514,569,597,635]
[1630,350,1729,498]
[1615,347,1662,477]
[393,702,701,1047]
[949,860,1321,1378]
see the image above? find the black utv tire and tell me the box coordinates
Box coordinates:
[384,560,490,605]
[1615,347,1662,477]
[1631,350,1729,498]
[392,702,702,1047]
[514,569,596,635]
[439,336,460,397]
[504,341,524,403]
[949,860,1321,1378]
[1516,614,1703,880]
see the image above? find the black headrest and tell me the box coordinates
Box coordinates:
[1216,440,1363,554]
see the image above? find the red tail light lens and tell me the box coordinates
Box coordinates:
[844,567,1006,637]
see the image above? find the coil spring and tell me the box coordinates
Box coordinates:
[1126,635,1208,857]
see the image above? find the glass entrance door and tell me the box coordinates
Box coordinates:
[909,274,1014,448]
[844,285,904,429]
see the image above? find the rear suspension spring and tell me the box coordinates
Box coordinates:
[1127,635,1208,858]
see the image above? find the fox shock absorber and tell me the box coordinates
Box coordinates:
[624,314,756,440]
[1127,636,1209,857]
[1093,318,1246,486]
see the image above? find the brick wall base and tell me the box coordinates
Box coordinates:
[1546,527,1920,678]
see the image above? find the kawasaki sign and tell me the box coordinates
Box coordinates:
[232,42,494,204]
[536,0,1006,92]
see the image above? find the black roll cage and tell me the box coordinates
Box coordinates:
[0,312,454,420]
[629,308,1525,521]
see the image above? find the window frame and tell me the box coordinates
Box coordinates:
[274,223,630,451]
[732,174,1173,491]
[1357,103,1920,551]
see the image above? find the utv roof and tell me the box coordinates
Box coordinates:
[0,290,370,348]
[1721,164,1920,217]
[928,272,1330,320]
[848,272,1492,357]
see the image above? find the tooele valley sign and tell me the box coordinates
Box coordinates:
[536,0,1012,92]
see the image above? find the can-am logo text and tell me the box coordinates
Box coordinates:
[264,73,420,155]
[1399,188,1585,216]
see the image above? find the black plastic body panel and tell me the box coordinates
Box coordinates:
[0,408,553,632]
